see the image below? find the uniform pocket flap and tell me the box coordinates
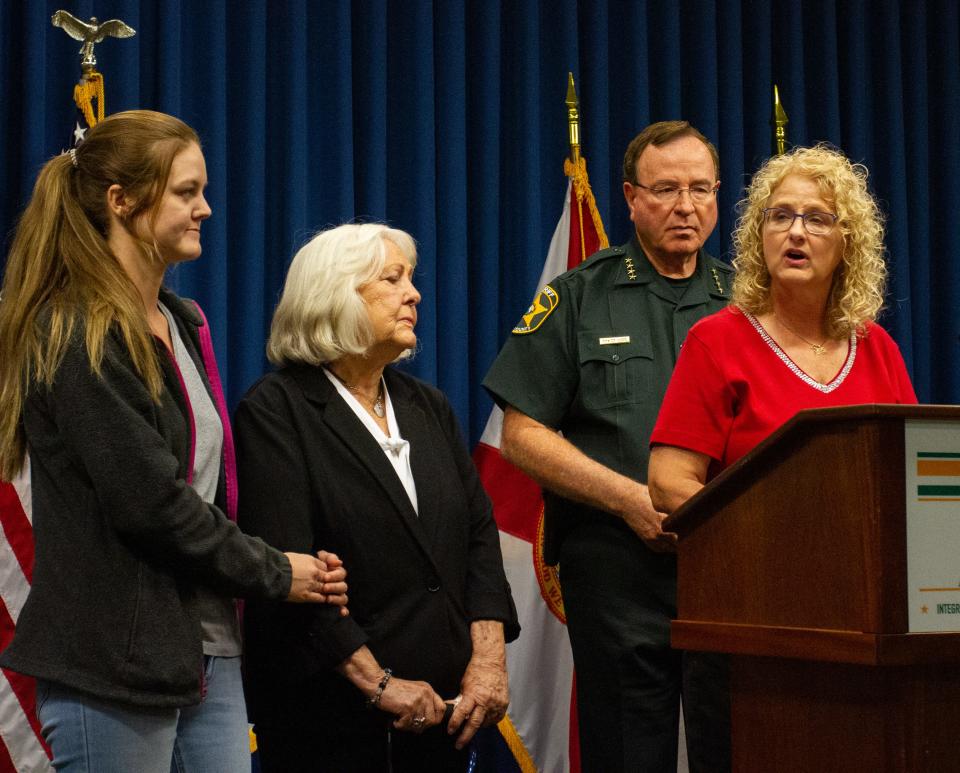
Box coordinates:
[577,330,652,365]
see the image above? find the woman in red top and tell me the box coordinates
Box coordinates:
[648,145,917,512]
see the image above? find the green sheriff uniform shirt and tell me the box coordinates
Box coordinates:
[483,236,732,566]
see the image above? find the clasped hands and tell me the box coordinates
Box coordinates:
[378,657,508,749]
[622,484,677,553]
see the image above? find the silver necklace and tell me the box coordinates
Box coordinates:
[329,369,385,417]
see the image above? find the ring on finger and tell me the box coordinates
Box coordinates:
[412,715,426,729]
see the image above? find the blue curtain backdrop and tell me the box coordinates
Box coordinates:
[2,0,959,446]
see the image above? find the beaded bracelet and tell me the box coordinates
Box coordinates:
[366,668,392,710]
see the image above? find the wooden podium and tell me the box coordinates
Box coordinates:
[665,405,960,772]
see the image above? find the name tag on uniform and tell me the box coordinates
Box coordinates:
[598,335,630,345]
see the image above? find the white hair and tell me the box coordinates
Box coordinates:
[267,223,418,366]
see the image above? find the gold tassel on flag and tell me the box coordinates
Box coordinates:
[565,156,609,253]
[74,71,105,128]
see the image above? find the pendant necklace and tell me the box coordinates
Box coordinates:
[774,314,828,356]
[369,383,385,418]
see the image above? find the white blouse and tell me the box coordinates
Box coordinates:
[323,368,419,514]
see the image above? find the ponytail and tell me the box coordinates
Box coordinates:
[0,109,199,480]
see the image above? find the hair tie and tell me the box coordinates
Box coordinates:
[68,148,78,168]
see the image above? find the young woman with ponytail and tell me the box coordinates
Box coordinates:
[0,110,348,772]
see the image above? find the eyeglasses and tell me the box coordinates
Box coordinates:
[633,182,719,204]
[762,207,838,236]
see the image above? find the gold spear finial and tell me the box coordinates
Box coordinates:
[566,72,581,166]
[773,84,789,156]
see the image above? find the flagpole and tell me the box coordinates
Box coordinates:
[566,72,581,166]
[773,84,789,156]
[566,73,588,259]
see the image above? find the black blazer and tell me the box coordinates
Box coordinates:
[235,363,519,731]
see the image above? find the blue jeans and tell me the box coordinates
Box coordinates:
[37,656,250,773]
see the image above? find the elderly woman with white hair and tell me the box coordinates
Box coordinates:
[235,223,519,772]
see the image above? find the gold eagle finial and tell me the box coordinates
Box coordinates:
[51,10,136,73]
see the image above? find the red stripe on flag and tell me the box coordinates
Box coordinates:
[1,668,50,764]
[473,443,542,545]
[0,734,17,773]
[0,597,51,763]
[0,482,34,582]
[0,596,13,656]
[569,673,581,773]
[567,185,602,267]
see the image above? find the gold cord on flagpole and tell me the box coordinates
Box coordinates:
[74,71,105,127]
[564,157,609,251]
[773,84,789,156]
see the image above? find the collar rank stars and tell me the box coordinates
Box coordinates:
[624,256,638,281]
[512,284,559,335]
[710,266,724,295]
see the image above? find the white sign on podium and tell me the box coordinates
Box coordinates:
[905,419,960,633]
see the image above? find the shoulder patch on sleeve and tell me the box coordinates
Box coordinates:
[512,284,559,334]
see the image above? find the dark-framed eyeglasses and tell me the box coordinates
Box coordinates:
[762,207,839,236]
[633,181,720,204]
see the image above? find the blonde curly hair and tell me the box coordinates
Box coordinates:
[731,144,887,338]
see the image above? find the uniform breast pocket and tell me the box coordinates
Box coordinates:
[577,330,654,409]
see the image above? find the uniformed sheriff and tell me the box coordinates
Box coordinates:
[483,121,732,773]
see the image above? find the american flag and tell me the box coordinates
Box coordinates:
[0,459,53,771]
[0,59,99,773]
